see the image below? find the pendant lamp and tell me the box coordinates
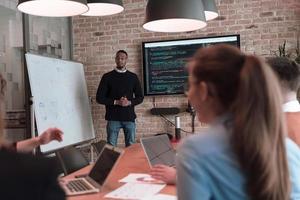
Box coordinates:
[202,0,218,21]
[17,0,89,17]
[143,0,207,33]
[81,0,124,16]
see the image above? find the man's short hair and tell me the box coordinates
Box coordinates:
[267,57,300,92]
[116,50,128,57]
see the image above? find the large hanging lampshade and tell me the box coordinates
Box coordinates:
[202,0,218,21]
[17,0,89,17]
[143,0,207,33]
[81,0,124,16]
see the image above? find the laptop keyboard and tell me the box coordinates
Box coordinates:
[66,179,93,192]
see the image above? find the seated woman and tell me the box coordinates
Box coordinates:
[151,57,300,190]
[174,45,300,200]
[0,75,65,200]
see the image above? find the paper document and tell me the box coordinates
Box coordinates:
[119,173,164,184]
[105,182,166,199]
[141,194,177,200]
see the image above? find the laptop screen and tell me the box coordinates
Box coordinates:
[88,147,121,185]
[141,134,176,167]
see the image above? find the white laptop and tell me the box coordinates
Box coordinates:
[60,144,123,196]
[140,134,176,167]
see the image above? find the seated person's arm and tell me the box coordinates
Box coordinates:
[17,128,63,153]
[150,164,177,185]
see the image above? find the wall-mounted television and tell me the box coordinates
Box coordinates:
[142,34,240,96]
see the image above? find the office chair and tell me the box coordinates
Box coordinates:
[55,146,89,175]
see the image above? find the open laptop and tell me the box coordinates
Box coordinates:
[140,134,176,167]
[60,144,123,196]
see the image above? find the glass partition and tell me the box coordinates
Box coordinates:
[0,0,72,141]
[26,15,72,59]
[0,0,26,141]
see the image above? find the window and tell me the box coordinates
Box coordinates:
[0,0,72,141]
[26,15,72,59]
[0,0,26,141]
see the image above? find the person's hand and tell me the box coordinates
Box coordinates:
[150,164,177,185]
[38,127,63,145]
[116,97,131,107]
[114,99,122,106]
[120,97,129,106]
[115,97,131,107]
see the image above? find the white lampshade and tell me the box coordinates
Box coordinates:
[17,0,89,17]
[202,0,218,21]
[143,0,207,33]
[82,0,124,16]
[143,19,207,33]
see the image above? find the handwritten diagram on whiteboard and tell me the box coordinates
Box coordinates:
[26,53,95,153]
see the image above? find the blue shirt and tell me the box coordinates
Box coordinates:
[176,114,300,200]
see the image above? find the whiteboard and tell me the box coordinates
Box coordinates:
[25,53,95,153]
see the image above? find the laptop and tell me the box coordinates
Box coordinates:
[140,134,176,167]
[60,144,123,196]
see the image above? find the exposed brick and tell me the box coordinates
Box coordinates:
[93,32,104,37]
[119,39,131,44]
[78,23,92,28]
[278,32,295,38]
[237,19,252,25]
[259,11,274,17]
[72,0,299,145]
[268,17,284,22]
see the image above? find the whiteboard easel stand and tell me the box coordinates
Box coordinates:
[30,96,36,155]
[90,144,94,163]
[89,96,95,163]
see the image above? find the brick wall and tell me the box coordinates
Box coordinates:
[72,0,300,144]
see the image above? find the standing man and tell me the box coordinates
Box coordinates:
[96,50,144,147]
[268,57,300,146]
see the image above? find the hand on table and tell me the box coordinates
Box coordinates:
[150,164,177,185]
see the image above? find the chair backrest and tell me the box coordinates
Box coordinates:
[55,146,89,175]
[91,140,107,155]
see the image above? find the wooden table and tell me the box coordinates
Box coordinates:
[65,144,176,200]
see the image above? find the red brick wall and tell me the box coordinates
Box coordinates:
[72,0,300,144]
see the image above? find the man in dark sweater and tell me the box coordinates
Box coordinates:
[96,50,144,147]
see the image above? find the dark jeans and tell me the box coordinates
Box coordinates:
[106,121,136,147]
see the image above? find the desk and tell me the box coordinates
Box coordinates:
[65,144,176,200]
